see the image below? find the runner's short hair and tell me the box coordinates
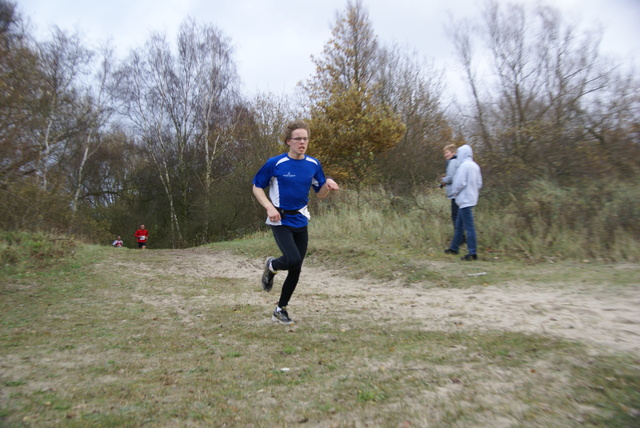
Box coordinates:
[283,120,310,143]
[443,144,457,153]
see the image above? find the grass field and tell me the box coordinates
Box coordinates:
[1,233,639,427]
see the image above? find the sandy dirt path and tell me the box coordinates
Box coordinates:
[138,248,640,357]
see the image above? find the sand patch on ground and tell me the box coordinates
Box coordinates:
[126,247,640,357]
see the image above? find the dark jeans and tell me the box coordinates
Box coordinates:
[451,199,465,242]
[450,199,459,225]
[450,206,477,255]
[271,225,308,308]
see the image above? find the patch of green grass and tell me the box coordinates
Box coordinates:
[357,387,386,402]
[278,345,295,355]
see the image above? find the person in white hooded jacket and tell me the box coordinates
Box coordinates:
[444,144,482,260]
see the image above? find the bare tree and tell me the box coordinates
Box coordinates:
[0,0,40,186]
[449,0,625,186]
[114,19,238,246]
[184,21,238,215]
[67,46,118,216]
[375,45,450,192]
[34,27,93,191]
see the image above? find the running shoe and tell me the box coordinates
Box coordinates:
[262,257,276,291]
[271,307,293,324]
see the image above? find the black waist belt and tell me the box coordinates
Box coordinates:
[276,207,300,218]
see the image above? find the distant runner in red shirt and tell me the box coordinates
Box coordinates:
[134,225,148,249]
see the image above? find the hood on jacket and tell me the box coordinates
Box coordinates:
[456,144,473,163]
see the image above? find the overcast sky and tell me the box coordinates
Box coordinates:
[16,0,640,98]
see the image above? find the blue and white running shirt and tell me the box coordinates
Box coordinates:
[253,153,327,227]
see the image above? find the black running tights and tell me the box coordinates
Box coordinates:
[270,225,308,308]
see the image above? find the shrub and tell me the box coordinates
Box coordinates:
[0,231,77,269]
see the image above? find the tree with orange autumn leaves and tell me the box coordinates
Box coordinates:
[303,0,405,191]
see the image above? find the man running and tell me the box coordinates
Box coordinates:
[252,120,339,324]
[134,224,148,249]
